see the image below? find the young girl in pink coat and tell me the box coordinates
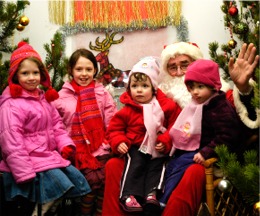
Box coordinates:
[106,57,179,215]
[53,48,117,216]
[0,42,91,216]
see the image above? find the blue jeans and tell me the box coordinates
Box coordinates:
[159,151,196,204]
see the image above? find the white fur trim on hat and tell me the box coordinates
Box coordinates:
[161,42,204,75]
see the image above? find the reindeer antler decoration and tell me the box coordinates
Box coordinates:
[89,32,124,52]
[89,32,124,86]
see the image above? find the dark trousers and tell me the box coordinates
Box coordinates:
[159,151,196,204]
[120,146,166,201]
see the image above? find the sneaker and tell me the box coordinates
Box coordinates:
[120,195,143,213]
[143,195,161,216]
[146,195,160,206]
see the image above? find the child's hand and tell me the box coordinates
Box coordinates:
[117,142,128,154]
[61,145,75,160]
[193,152,205,165]
[155,143,165,153]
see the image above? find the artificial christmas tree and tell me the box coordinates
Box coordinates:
[208,1,259,108]
[208,1,259,214]
[44,32,68,91]
[0,0,30,94]
[215,145,259,206]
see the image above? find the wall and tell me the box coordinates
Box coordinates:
[11,0,231,71]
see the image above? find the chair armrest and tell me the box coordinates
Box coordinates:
[203,158,218,168]
[203,157,218,216]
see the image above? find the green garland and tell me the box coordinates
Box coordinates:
[176,16,189,42]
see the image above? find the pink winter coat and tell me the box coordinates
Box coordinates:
[0,87,74,184]
[52,81,117,133]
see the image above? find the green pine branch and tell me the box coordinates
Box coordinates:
[208,0,259,108]
[44,32,68,91]
[215,145,259,206]
[0,1,30,95]
[0,0,30,52]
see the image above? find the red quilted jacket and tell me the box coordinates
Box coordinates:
[106,89,181,155]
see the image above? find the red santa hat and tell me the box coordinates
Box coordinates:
[184,59,222,91]
[161,42,204,75]
[8,41,58,102]
[129,56,160,90]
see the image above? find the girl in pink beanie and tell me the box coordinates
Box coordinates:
[0,42,91,215]
[106,56,179,214]
[159,59,243,205]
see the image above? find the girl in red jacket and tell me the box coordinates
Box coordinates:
[106,57,179,214]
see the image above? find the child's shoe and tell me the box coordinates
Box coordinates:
[120,195,143,213]
[143,195,161,216]
[146,194,160,206]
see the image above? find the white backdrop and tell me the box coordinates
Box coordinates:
[10,0,231,71]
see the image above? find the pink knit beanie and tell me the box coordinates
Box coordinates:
[8,41,59,102]
[184,59,222,90]
[129,56,160,90]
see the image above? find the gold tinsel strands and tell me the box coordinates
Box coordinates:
[48,0,182,30]
[144,1,168,27]
[48,0,66,25]
[68,0,75,26]
[131,1,143,29]
[170,1,182,25]
[112,1,127,29]
[88,1,95,29]
[73,1,91,27]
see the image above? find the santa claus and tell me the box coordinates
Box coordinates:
[102,42,259,216]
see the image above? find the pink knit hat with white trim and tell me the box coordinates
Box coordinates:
[8,41,59,102]
[129,56,160,90]
[184,59,222,91]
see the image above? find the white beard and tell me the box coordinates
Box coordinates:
[159,73,191,109]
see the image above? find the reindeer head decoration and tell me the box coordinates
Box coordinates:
[89,32,124,85]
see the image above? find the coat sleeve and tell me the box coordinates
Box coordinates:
[102,88,118,129]
[0,105,36,183]
[229,86,260,129]
[51,97,65,118]
[199,102,241,159]
[106,108,131,154]
[50,104,75,153]
[157,99,182,154]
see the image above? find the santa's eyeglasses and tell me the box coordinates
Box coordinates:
[167,63,189,73]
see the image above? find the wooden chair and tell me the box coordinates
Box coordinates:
[204,157,221,216]
[203,132,258,216]
[203,159,253,216]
